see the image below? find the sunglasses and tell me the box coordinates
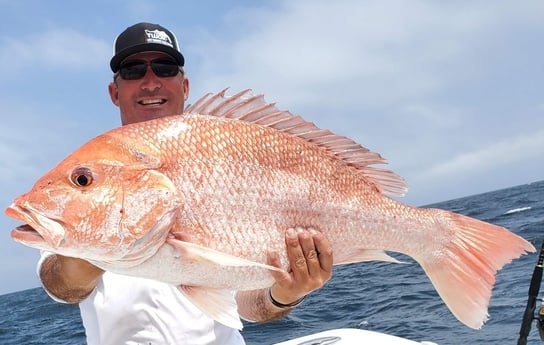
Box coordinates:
[118,58,181,80]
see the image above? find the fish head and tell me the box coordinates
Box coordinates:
[6,133,182,266]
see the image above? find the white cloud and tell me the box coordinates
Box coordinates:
[420,129,544,180]
[189,0,534,107]
[0,28,110,75]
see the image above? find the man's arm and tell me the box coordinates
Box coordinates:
[39,254,104,304]
[236,227,333,322]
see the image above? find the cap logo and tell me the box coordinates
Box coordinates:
[144,29,174,47]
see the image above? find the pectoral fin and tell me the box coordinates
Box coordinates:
[166,238,284,273]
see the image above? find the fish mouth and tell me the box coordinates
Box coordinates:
[5,203,67,249]
[11,224,46,246]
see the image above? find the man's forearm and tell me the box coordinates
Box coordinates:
[236,287,300,322]
[40,254,104,303]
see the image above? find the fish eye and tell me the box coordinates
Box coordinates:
[70,167,94,187]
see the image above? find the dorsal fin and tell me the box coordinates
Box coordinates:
[185,88,408,196]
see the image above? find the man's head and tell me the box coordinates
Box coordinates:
[108,23,189,125]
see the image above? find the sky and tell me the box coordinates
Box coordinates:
[0,0,543,295]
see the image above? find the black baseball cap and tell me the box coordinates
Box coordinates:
[110,22,185,72]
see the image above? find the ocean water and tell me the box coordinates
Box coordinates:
[1,180,543,345]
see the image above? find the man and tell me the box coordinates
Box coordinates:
[38,22,333,345]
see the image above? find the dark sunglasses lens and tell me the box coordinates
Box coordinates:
[119,62,147,80]
[151,61,180,77]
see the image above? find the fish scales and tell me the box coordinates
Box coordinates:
[156,115,390,265]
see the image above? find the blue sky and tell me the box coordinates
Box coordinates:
[1,0,543,295]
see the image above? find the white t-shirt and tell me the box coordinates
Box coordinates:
[38,252,246,345]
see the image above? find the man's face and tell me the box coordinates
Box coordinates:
[109,51,189,125]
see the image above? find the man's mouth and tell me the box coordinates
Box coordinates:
[139,98,166,105]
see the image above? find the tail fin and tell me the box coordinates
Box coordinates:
[418,210,535,329]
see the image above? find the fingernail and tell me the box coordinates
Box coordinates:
[287,228,297,238]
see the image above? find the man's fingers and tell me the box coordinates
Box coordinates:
[311,229,333,274]
[296,228,321,277]
[277,227,334,285]
[286,228,309,276]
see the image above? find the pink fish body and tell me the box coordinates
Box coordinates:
[6,89,535,330]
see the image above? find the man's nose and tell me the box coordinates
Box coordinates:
[140,66,162,91]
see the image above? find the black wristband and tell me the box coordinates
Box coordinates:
[268,287,305,309]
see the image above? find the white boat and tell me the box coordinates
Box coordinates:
[273,328,438,345]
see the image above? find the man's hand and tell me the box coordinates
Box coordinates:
[268,227,333,305]
[236,227,333,323]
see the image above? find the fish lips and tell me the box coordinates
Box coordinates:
[6,203,66,250]
[11,224,47,247]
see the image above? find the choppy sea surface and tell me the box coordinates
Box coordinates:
[1,180,543,344]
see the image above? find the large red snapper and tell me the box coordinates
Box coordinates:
[6,89,535,330]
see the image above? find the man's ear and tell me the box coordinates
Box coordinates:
[183,76,190,101]
[108,82,120,106]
